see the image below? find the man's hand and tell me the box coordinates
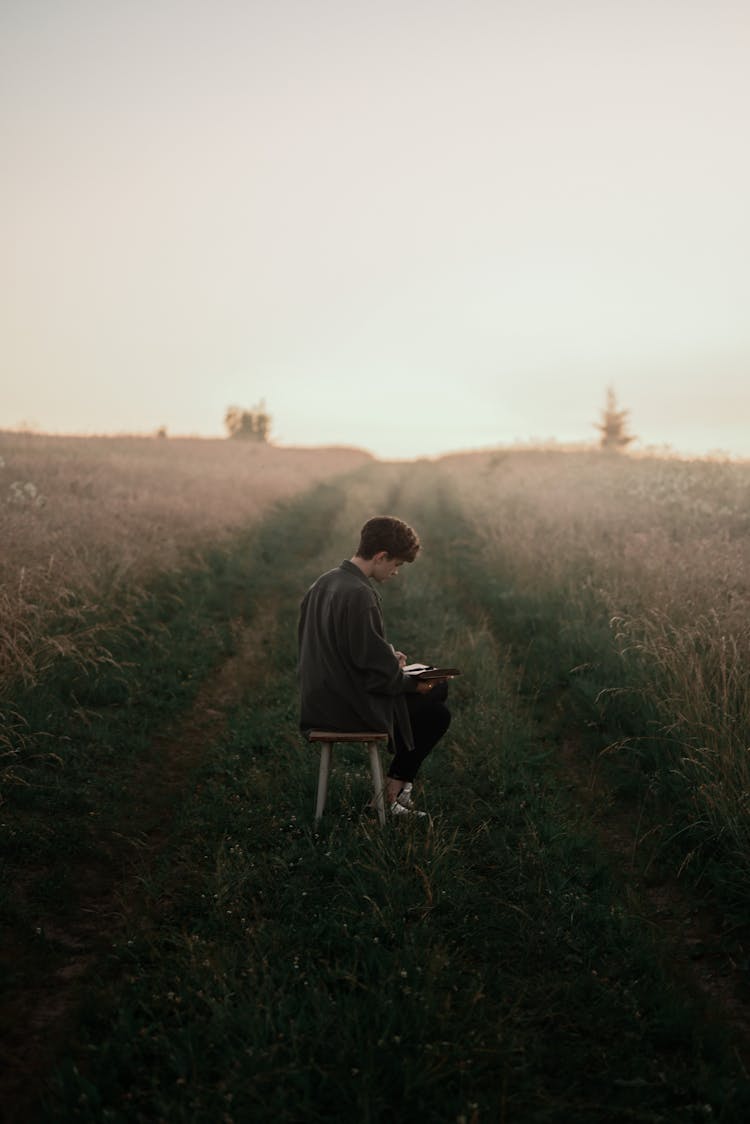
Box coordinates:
[394,650,407,668]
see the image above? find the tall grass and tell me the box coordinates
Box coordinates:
[0,432,370,693]
[437,449,750,901]
[39,468,750,1121]
[4,444,750,1118]
[2,467,400,1123]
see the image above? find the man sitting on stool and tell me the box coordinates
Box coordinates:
[298,515,451,816]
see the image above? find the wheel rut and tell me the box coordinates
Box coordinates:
[556,731,750,1071]
[1,605,280,1122]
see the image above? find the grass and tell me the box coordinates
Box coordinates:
[26,465,750,1122]
[435,449,750,913]
[0,431,370,693]
[0,471,373,1116]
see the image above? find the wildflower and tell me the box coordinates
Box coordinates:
[8,480,45,508]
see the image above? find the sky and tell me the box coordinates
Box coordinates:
[2,0,749,459]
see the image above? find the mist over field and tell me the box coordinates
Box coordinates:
[3,0,750,1113]
[2,427,750,1118]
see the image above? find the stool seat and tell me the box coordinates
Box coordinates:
[307,731,389,743]
[306,730,390,825]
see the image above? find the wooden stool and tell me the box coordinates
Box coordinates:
[307,731,390,825]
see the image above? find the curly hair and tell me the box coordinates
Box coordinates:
[356,516,420,562]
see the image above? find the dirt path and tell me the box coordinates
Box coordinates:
[2,609,278,1123]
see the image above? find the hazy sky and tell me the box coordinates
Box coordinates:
[3,0,749,458]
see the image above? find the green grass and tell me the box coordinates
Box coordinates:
[424,465,750,920]
[0,472,373,1100]
[32,467,750,1122]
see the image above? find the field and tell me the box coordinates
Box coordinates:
[443,449,750,899]
[2,434,749,1121]
[0,432,371,692]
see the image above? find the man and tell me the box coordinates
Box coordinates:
[298,515,451,816]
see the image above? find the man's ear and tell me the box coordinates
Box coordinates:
[373,550,389,562]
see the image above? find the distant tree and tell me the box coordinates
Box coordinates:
[225,401,271,442]
[595,386,635,452]
[155,426,168,439]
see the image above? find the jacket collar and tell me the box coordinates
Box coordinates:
[340,558,370,583]
[340,559,380,600]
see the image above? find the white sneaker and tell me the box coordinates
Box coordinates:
[390,789,427,818]
[396,782,415,809]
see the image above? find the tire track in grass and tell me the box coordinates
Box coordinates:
[1,606,282,1123]
[420,468,750,1071]
[0,477,322,1117]
[31,464,750,1121]
[3,464,404,1122]
[556,730,750,1068]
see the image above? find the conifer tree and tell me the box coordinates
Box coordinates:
[596,386,634,452]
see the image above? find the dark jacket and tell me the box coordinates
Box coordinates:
[298,560,419,748]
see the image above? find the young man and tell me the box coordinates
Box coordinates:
[298,515,451,816]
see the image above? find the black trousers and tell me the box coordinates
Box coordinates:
[387,682,451,783]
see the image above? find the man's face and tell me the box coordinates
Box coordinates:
[371,552,405,582]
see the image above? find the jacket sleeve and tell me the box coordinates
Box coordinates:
[345,602,419,696]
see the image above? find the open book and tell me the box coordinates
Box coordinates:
[402,663,461,681]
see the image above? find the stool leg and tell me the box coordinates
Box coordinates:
[368,741,387,826]
[314,742,333,824]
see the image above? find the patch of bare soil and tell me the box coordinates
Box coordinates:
[1,607,278,1123]
[558,734,750,1071]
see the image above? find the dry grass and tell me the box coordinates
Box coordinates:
[0,431,370,691]
[439,448,750,867]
